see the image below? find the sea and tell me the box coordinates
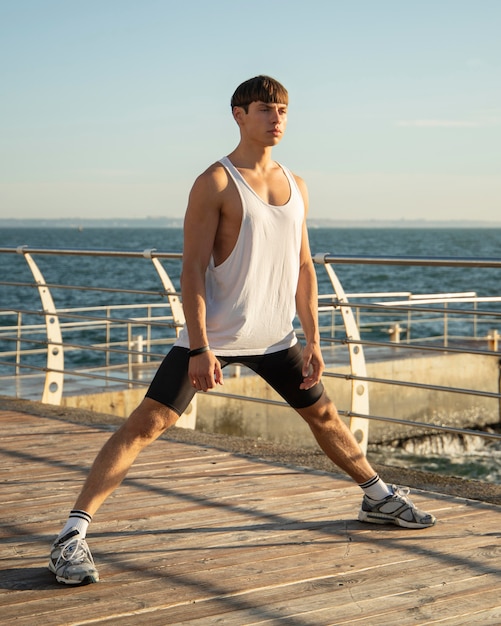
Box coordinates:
[2,225,501,301]
[1,226,501,483]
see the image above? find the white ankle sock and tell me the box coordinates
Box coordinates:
[58,510,92,539]
[359,475,393,501]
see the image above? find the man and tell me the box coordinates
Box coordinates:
[49,75,436,586]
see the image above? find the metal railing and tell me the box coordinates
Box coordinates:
[1,245,501,459]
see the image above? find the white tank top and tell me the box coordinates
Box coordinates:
[176,156,304,356]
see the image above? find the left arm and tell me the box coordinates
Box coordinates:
[294,175,325,389]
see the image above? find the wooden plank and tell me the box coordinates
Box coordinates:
[1,408,501,626]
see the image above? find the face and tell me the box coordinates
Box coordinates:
[234,100,288,146]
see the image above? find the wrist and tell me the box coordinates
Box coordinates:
[305,337,320,346]
[187,345,210,357]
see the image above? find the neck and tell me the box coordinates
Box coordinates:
[227,143,274,170]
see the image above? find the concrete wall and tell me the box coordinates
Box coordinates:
[61,352,500,449]
[354,351,500,441]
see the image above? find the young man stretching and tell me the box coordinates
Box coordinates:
[49,75,436,585]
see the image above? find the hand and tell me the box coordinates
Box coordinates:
[300,342,324,390]
[188,351,224,392]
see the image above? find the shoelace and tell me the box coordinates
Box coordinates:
[59,538,94,566]
[392,485,411,500]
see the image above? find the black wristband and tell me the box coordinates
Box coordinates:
[187,345,210,357]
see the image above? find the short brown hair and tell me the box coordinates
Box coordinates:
[231,75,288,112]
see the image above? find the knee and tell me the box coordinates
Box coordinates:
[298,394,340,428]
[124,398,178,442]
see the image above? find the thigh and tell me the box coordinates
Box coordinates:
[248,343,325,409]
[145,346,196,415]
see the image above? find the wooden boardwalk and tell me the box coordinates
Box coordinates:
[1,408,501,626]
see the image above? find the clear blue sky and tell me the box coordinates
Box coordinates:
[1,0,500,222]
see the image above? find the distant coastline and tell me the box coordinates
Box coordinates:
[1,217,501,229]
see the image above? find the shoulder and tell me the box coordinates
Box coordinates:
[186,160,234,217]
[191,160,232,196]
[277,161,308,195]
[291,172,307,194]
[286,169,309,212]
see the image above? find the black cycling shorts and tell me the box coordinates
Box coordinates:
[145,342,324,415]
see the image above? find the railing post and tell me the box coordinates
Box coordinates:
[389,323,402,343]
[105,306,111,368]
[487,329,499,351]
[132,334,144,363]
[146,305,152,360]
[143,249,196,429]
[127,322,133,387]
[444,302,448,347]
[313,254,370,454]
[17,247,64,405]
[15,311,22,376]
[143,249,185,335]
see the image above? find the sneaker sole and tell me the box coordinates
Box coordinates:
[48,561,99,585]
[55,573,99,585]
[358,510,436,529]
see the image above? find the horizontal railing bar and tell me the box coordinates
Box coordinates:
[1,334,494,369]
[0,361,152,385]
[344,410,501,441]
[0,317,175,332]
[0,335,170,359]
[323,371,501,400]
[56,318,174,329]
[0,333,174,349]
[0,280,175,298]
[4,326,495,357]
[2,331,496,361]
[352,338,501,357]
[0,361,158,378]
[0,342,170,361]
[305,334,501,358]
[0,311,484,332]
[408,291,477,300]
[4,288,494,312]
[197,390,290,408]
[320,291,477,301]
[378,296,501,306]
[319,292,413,299]
[319,300,501,317]
[53,341,168,360]
[0,320,493,342]
[198,390,501,442]
[2,246,501,268]
[316,253,501,269]
[0,246,183,260]
[2,308,496,329]
[0,308,182,329]
[0,350,47,359]
[58,302,169,313]
[0,302,169,315]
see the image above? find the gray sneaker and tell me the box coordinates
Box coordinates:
[358,485,436,529]
[48,528,99,585]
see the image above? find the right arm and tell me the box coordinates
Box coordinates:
[180,165,225,391]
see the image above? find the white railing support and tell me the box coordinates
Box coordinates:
[143,249,185,335]
[143,249,196,429]
[17,247,64,405]
[314,254,370,453]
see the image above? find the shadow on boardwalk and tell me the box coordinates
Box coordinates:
[1,397,501,625]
